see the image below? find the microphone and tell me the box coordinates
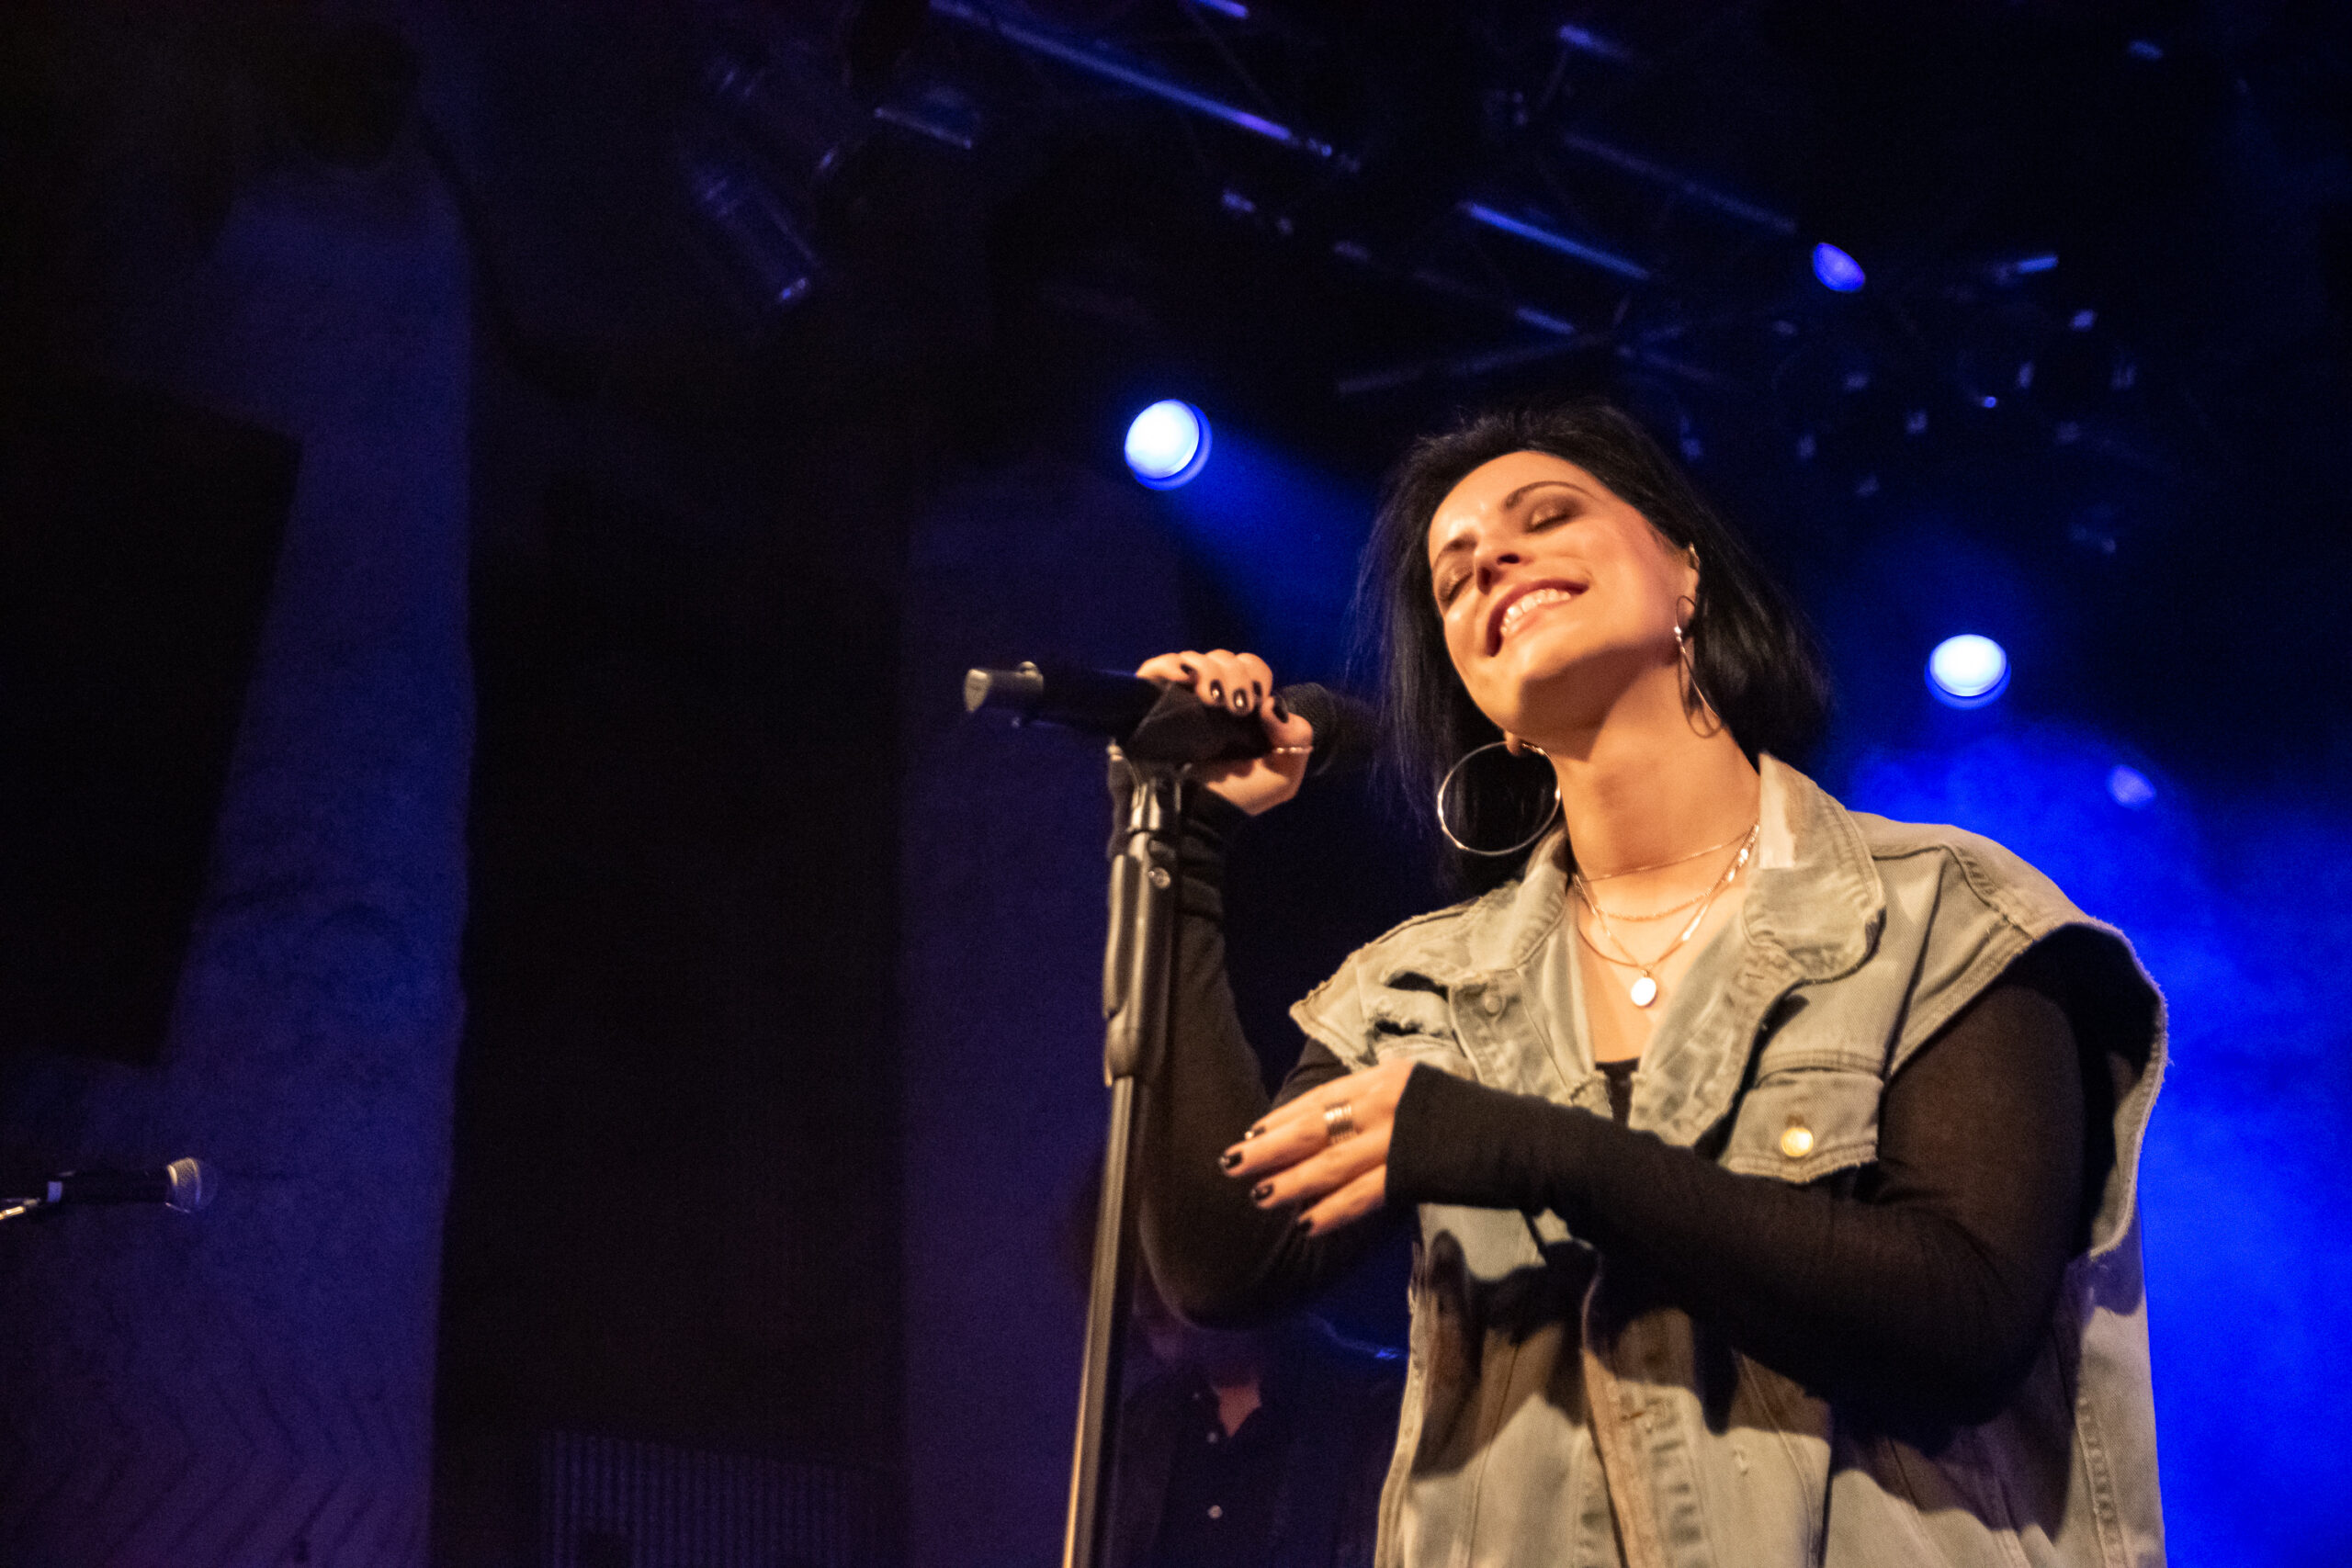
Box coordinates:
[1282,683,1379,779]
[964,663,1375,775]
[28,1158,216,1214]
[964,664,1159,734]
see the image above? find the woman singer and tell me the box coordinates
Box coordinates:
[1132,400,2165,1568]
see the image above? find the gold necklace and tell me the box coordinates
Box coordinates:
[1577,822,1758,883]
[1579,882,1717,923]
[1573,823,1758,1008]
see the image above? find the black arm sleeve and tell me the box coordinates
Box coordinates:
[1135,792,1397,1326]
[1387,963,2086,1421]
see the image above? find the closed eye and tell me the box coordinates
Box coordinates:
[1431,501,1577,608]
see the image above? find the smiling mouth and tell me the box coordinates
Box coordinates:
[1492,584,1582,652]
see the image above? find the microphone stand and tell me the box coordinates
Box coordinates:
[1063,744,1184,1568]
[965,668,1342,1568]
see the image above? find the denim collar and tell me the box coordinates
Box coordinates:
[1384,758,1886,1145]
[1394,758,1882,981]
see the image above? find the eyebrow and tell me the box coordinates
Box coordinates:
[1430,479,1587,561]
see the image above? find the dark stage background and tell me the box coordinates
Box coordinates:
[2,3,2349,1566]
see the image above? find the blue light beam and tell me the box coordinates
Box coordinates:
[1928,634,2010,708]
[1813,243,1866,293]
[1125,400,1212,490]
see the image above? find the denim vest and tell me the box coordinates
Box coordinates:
[1291,759,2166,1568]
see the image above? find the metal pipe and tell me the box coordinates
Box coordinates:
[932,0,1335,159]
[1458,201,1652,282]
[1329,238,1585,341]
[1557,132,1796,235]
[1556,24,1638,65]
[1336,334,1589,397]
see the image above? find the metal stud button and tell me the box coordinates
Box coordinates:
[1780,1122,1815,1159]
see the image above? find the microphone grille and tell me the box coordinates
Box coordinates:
[164,1157,215,1214]
[1280,684,1377,777]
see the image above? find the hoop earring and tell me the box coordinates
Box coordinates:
[1673,603,1723,730]
[1436,740,1561,858]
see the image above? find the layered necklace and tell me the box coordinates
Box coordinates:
[1571,821,1759,1008]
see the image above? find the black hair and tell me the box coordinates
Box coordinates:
[1358,398,1831,891]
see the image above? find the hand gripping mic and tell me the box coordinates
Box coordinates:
[963,663,1375,774]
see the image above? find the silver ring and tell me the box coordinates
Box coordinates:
[1322,1101,1357,1144]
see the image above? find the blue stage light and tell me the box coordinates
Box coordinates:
[1125,400,1211,489]
[1813,243,1866,293]
[2108,765,2157,809]
[1927,634,2009,708]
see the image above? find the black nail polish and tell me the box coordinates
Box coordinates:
[1250,1182,1273,1203]
[1294,1215,1315,1235]
[1271,697,1291,722]
[1229,689,1251,712]
[1242,1124,1265,1141]
[1218,1150,1242,1171]
[1208,680,1224,703]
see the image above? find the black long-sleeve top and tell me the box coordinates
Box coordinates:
[1140,794,2088,1425]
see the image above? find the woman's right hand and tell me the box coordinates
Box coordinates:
[1135,649,1315,816]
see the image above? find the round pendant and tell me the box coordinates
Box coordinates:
[1628,975,1659,1008]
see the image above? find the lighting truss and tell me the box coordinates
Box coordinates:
[900,0,2169,488]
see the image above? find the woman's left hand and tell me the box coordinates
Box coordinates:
[1221,1058,1419,1236]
